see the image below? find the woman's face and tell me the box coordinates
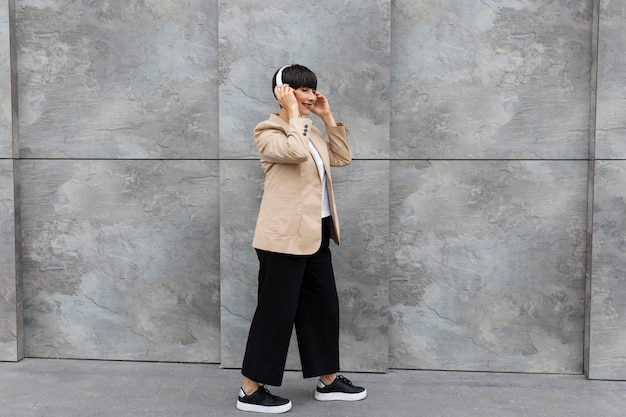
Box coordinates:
[293,87,317,116]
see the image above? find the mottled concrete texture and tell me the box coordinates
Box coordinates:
[0,0,21,362]
[218,0,391,373]
[330,161,390,372]
[3,0,626,381]
[585,2,626,380]
[218,0,390,159]
[0,0,12,157]
[595,3,626,159]
[389,161,588,373]
[220,160,389,372]
[0,161,19,361]
[20,160,220,362]
[219,161,264,368]
[588,164,626,380]
[15,0,218,159]
[391,0,593,159]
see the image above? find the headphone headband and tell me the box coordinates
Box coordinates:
[275,65,291,87]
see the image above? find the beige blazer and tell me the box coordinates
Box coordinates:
[252,114,352,255]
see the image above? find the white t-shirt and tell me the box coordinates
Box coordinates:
[308,140,332,218]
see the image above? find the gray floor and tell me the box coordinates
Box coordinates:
[1,358,625,417]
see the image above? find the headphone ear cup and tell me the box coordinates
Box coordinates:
[275,64,291,88]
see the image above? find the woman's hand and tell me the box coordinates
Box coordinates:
[312,91,337,127]
[312,91,331,117]
[274,84,299,119]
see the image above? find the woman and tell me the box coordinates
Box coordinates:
[236,64,367,414]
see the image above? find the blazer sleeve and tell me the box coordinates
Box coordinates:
[254,117,311,164]
[325,123,352,167]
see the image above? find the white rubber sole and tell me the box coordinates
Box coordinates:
[236,399,292,414]
[314,389,367,402]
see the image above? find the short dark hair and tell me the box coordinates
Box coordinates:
[272,64,317,93]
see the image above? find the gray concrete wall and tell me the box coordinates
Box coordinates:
[218,0,391,373]
[1,0,625,379]
[389,0,592,374]
[15,0,221,363]
[0,0,22,362]
[586,1,626,380]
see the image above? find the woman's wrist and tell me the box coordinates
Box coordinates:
[287,107,300,120]
[321,113,337,127]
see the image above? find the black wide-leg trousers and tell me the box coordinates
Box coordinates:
[241,218,340,386]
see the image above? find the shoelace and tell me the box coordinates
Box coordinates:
[258,385,278,399]
[335,375,355,387]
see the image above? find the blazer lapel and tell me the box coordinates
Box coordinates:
[309,135,330,177]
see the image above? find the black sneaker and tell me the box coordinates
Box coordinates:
[314,375,367,401]
[236,385,292,414]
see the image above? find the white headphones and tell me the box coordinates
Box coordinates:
[275,65,292,87]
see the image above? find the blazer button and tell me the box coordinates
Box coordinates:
[303,133,307,136]
[304,125,309,128]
